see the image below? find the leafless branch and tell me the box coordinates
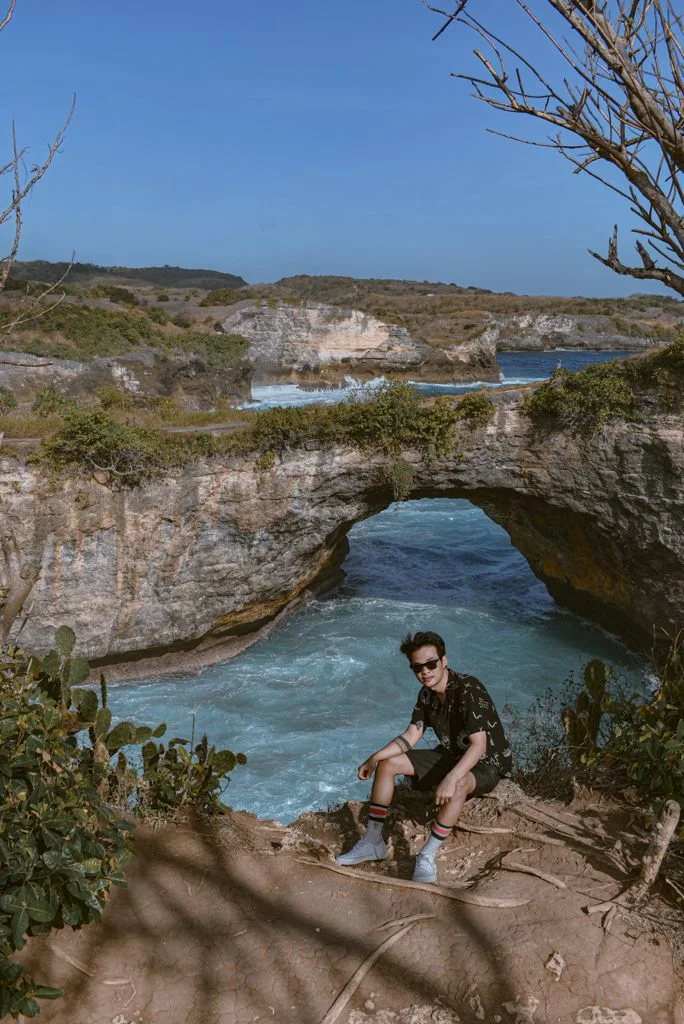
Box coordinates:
[425,0,684,295]
[0,0,16,34]
[0,6,75,342]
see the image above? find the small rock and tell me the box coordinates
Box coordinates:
[576,1010,642,1024]
[544,951,566,980]
[365,1000,375,1011]
[469,993,485,1020]
[503,995,540,1023]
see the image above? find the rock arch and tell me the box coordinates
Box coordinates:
[1,390,682,676]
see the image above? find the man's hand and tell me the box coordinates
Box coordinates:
[434,773,459,806]
[357,758,377,781]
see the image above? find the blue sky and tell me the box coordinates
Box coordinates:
[0,0,669,296]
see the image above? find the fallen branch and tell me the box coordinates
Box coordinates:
[501,859,567,890]
[318,922,416,1024]
[665,877,684,903]
[46,944,95,978]
[375,913,436,931]
[514,801,607,840]
[509,804,625,871]
[454,823,514,835]
[296,858,531,907]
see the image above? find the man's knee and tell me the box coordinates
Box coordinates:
[449,774,476,801]
[378,754,409,776]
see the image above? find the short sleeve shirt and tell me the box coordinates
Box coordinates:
[410,670,512,776]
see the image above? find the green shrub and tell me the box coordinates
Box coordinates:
[198,288,244,307]
[145,306,170,325]
[0,627,245,1016]
[384,458,416,501]
[156,292,170,302]
[33,408,217,487]
[0,388,16,414]
[524,337,684,432]
[90,284,138,306]
[95,383,134,410]
[524,362,637,432]
[31,385,75,417]
[11,304,161,360]
[172,313,191,329]
[512,635,684,819]
[453,392,495,427]
[170,330,249,369]
[34,409,168,487]
[597,635,684,806]
[234,382,486,463]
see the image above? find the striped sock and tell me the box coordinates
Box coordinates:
[420,820,452,858]
[430,819,452,842]
[366,803,389,841]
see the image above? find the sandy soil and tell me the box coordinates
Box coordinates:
[20,784,684,1024]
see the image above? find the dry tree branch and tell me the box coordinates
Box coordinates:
[424,0,684,295]
[0,0,16,34]
[0,96,75,295]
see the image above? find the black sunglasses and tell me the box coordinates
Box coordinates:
[410,658,441,674]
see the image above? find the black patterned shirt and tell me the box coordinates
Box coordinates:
[410,670,512,776]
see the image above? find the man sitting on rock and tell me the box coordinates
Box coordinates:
[336,630,512,884]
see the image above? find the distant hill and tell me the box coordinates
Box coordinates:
[9,261,248,290]
[261,274,683,350]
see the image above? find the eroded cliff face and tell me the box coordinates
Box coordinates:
[0,349,252,409]
[484,313,672,351]
[1,392,682,676]
[221,301,499,383]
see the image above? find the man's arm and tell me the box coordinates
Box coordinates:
[357,722,424,780]
[434,731,487,805]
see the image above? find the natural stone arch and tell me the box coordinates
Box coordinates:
[0,390,682,676]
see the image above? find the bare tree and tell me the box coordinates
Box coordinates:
[0,0,74,339]
[422,0,684,295]
[1,0,72,641]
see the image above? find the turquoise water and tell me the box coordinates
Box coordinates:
[109,351,645,822]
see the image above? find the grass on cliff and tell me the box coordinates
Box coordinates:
[0,300,248,367]
[31,384,496,488]
[524,335,684,432]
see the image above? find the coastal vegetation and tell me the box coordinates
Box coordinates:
[0,627,245,1017]
[0,298,249,368]
[25,384,496,488]
[524,335,684,431]
[513,635,684,824]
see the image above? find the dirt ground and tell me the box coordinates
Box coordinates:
[20,784,684,1024]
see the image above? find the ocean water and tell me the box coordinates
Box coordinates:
[110,350,645,823]
[243,349,635,409]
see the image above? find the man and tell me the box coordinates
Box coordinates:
[336,631,512,884]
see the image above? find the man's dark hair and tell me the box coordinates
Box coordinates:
[399,631,446,660]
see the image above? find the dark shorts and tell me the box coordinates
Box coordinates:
[406,747,501,798]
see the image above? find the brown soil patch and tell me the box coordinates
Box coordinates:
[20,786,684,1024]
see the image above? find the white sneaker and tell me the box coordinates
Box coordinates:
[336,835,388,866]
[412,851,437,884]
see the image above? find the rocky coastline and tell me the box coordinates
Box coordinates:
[221,301,500,385]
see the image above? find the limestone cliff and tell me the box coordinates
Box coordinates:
[484,313,673,351]
[221,301,499,383]
[1,391,682,676]
[0,348,252,410]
